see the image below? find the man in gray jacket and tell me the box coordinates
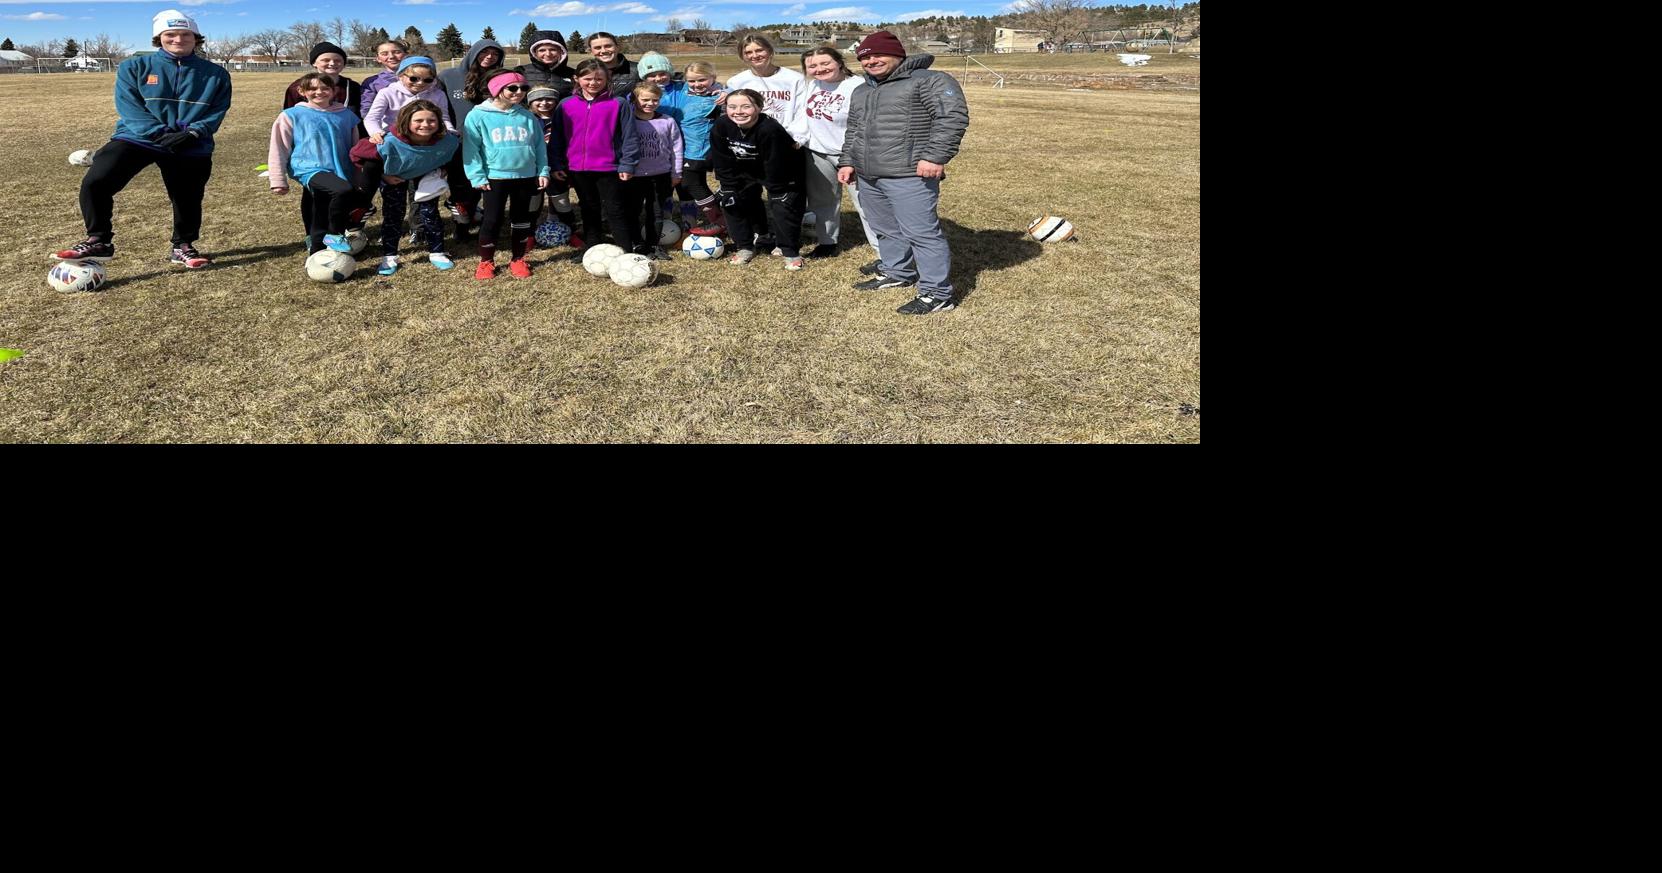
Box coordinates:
[837,31,969,315]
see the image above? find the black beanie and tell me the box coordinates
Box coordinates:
[309,41,347,64]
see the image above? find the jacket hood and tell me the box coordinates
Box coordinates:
[463,39,506,71]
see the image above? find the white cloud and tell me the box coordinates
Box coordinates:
[612,2,655,13]
[897,9,966,21]
[782,2,806,14]
[511,1,602,14]
[804,6,878,22]
[2,11,65,19]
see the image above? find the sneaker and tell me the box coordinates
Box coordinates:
[53,238,114,262]
[853,276,913,291]
[324,234,352,253]
[429,253,454,270]
[509,258,532,278]
[475,260,496,280]
[169,244,212,269]
[770,247,784,257]
[858,258,884,275]
[568,234,586,250]
[451,202,471,224]
[803,245,839,259]
[347,207,368,227]
[729,249,756,265]
[784,257,805,271]
[897,295,956,315]
[377,256,399,276]
[648,247,673,262]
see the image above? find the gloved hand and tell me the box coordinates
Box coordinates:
[717,190,738,209]
[153,129,199,151]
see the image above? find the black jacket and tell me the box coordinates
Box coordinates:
[711,114,805,195]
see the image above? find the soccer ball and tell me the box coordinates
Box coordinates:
[657,218,683,246]
[345,229,369,256]
[1027,215,1077,243]
[305,249,356,283]
[581,243,626,277]
[68,149,96,167]
[535,219,572,247]
[608,253,658,289]
[47,260,106,293]
[682,234,724,260]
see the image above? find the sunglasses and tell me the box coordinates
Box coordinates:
[404,76,434,84]
[500,85,526,93]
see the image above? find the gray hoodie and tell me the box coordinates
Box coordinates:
[438,39,505,132]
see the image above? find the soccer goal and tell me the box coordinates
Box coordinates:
[37,57,114,73]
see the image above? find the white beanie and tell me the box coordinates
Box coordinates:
[152,9,199,37]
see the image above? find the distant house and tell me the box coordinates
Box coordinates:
[780,26,823,46]
[915,38,952,53]
[994,27,1048,52]
[0,48,34,72]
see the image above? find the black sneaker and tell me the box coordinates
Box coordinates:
[169,245,212,269]
[897,295,956,315]
[803,245,839,259]
[858,258,883,275]
[54,238,114,262]
[853,276,913,291]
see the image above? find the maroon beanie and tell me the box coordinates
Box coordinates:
[856,30,907,60]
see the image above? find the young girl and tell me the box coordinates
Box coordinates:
[526,85,580,246]
[552,60,640,256]
[462,72,549,279]
[726,35,809,147]
[351,99,459,274]
[359,38,409,118]
[438,39,504,240]
[657,61,727,236]
[800,47,869,258]
[365,57,456,141]
[627,82,683,260]
[710,89,807,269]
[283,42,363,120]
[269,72,364,255]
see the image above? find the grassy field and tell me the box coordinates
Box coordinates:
[0,65,1199,443]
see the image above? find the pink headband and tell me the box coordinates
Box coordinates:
[488,72,526,96]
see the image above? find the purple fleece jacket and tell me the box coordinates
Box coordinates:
[554,91,640,174]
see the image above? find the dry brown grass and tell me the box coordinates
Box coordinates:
[0,70,1199,443]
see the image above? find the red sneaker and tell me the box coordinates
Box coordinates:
[509,259,532,278]
[475,261,496,280]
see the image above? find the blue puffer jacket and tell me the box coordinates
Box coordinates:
[111,49,232,158]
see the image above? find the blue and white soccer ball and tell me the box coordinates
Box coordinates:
[535,219,572,247]
[47,260,106,292]
[681,234,724,260]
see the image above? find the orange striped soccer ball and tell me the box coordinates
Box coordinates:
[1027,215,1077,243]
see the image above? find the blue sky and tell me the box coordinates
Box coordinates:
[0,1,1061,53]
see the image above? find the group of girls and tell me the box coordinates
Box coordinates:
[266,33,871,279]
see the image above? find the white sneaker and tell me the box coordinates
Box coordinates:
[377,255,399,276]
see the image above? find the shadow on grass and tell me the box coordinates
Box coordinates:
[95,243,301,291]
[831,217,1042,305]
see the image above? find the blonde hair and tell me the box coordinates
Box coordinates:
[683,61,717,79]
[632,82,663,101]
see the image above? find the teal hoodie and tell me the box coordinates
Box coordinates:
[111,49,232,157]
[462,101,550,187]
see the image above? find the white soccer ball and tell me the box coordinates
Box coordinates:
[681,234,724,260]
[345,229,369,256]
[47,260,106,293]
[68,149,95,167]
[657,218,683,246]
[608,253,659,289]
[581,243,626,277]
[305,249,356,283]
[1027,215,1077,243]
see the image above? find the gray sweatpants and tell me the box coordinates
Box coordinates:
[857,175,952,300]
[806,149,871,249]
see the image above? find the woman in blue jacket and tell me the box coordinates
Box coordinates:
[54,9,231,270]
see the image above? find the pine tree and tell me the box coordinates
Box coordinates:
[372,28,391,48]
[1,38,15,52]
[481,26,497,42]
[436,23,465,58]
[403,26,425,51]
[519,22,538,53]
[63,37,79,58]
[570,31,583,50]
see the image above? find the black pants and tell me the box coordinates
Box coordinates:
[569,171,635,250]
[478,177,538,262]
[677,159,714,204]
[380,181,446,255]
[80,139,212,246]
[444,145,479,217]
[626,173,675,251]
[723,183,804,257]
[304,172,357,253]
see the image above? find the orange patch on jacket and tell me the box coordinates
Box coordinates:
[146,74,159,85]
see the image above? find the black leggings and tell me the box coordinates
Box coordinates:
[722,183,804,257]
[626,174,675,251]
[304,172,359,252]
[569,171,635,250]
[479,177,539,262]
[677,158,714,204]
[80,139,213,246]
